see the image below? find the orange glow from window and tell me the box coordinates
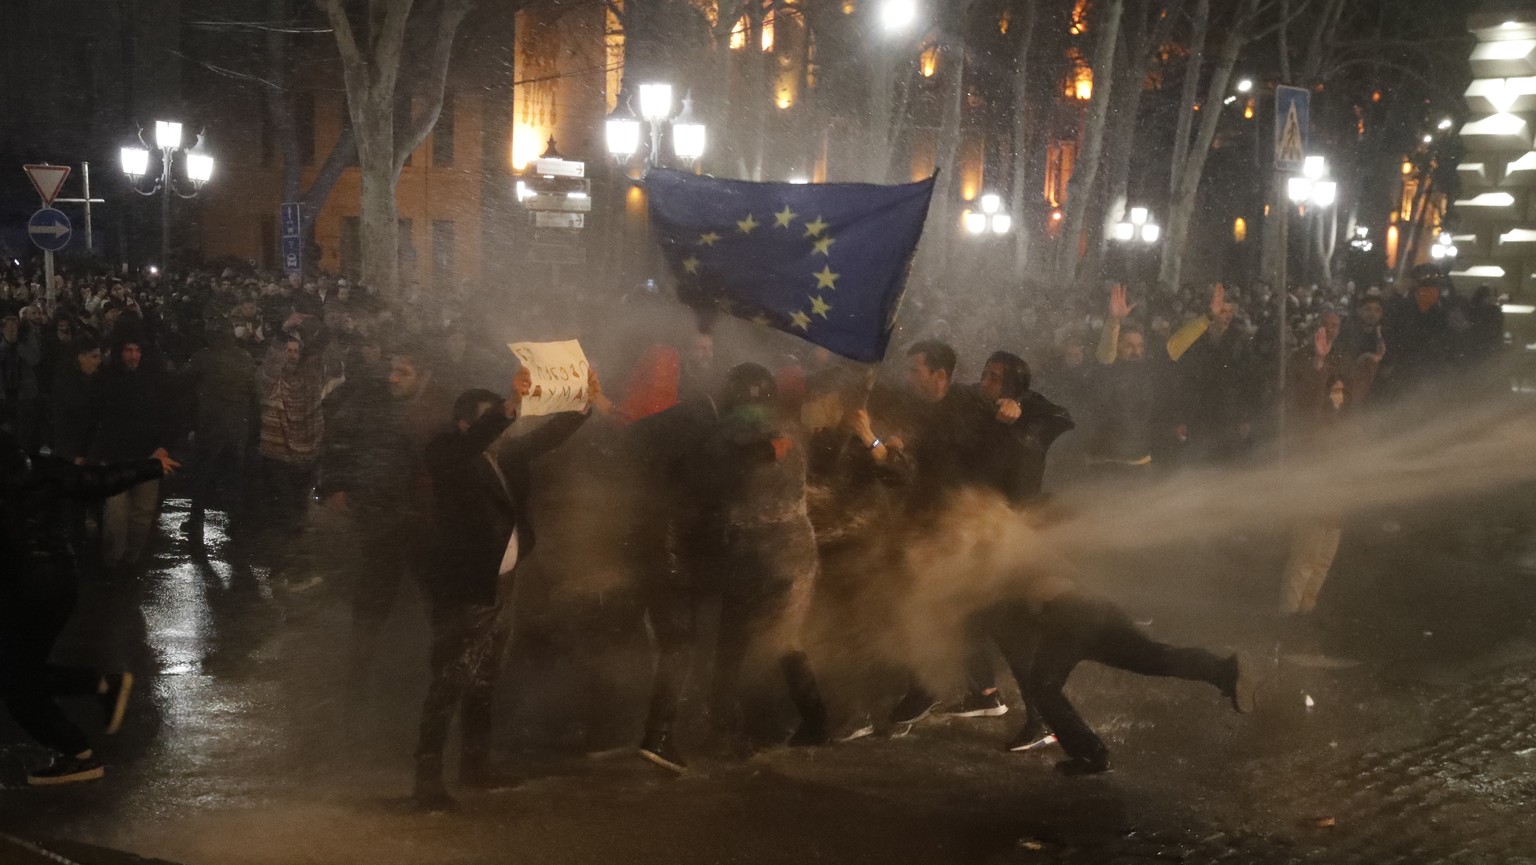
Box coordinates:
[1401,160,1414,175]
[776,89,794,109]
[1371,90,1382,103]
[1233,217,1247,243]
[511,124,545,170]
[761,11,775,52]
[920,45,940,77]
[842,0,855,13]
[1243,98,1254,119]
[1070,0,1088,34]
[730,17,748,49]
[999,11,1010,34]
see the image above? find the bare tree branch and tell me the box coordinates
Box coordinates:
[395,0,475,170]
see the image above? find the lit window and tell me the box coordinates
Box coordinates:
[762,10,775,52]
[730,16,748,49]
[1070,0,1088,34]
[999,10,1010,34]
[920,44,940,78]
[1233,218,1247,243]
[1243,98,1254,119]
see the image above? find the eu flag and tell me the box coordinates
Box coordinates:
[646,168,936,363]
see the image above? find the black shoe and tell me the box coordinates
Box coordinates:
[100,672,133,735]
[639,730,687,774]
[1054,756,1110,777]
[889,688,941,726]
[944,691,1009,719]
[1006,723,1059,753]
[27,751,105,786]
[1225,653,1257,714]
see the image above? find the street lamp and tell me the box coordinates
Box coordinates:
[607,83,707,168]
[1112,204,1161,285]
[672,97,707,166]
[1430,232,1459,260]
[963,192,1012,236]
[121,119,213,273]
[1236,78,1254,94]
[880,0,919,31]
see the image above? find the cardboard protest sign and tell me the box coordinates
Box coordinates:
[507,339,591,416]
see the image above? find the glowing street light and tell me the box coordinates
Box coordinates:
[880,0,919,31]
[122,118,212,272]
[1236,78,1254,94]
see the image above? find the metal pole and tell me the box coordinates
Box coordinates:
[82,162,93,252]
[1276,187,1288,459]
[44,250,55,306]
[160,148,172,271]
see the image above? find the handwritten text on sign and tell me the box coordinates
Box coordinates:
[508,339,590,416]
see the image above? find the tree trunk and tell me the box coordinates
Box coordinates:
[1082,3,1149,291]
[1054,0,1124,287]
[355,104,400,297]
[1158,0,1256,292]
[1008,0,1039,275]
[927,43,968,278]
[1168,0,1208,201]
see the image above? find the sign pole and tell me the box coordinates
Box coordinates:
[1276,189,1288,460]
[44,251,55,306]
[83,162,94,251]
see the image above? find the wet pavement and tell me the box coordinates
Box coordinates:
[3,492,1535,865]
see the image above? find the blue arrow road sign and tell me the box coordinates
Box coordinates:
[282,234,302,275]
[281,202,302,237]
[28,207,72,252]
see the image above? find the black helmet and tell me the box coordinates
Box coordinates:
[720,362,777,410]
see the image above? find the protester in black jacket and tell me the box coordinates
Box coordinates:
[0,430,177,786]
[92,333,173,569]
[412,368,594,811]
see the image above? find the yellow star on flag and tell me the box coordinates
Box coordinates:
[699,232,722,247]
[750,314,772,326]
[813,265,839,290]
[789,310,812,331]
[812,235,836,256]
[683,256,701,274]
[803,216,829,238]
[737,213,760,234]
[774,205,798,228]
[809,295,832,318]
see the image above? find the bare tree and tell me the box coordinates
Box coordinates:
[316,0,474,298]
[1157,0,1261,293]
[266,0,355,263]
[1053,0,1124,288]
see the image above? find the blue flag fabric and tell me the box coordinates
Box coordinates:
[646,169,936,363]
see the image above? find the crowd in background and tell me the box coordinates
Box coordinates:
[0,254,1515,790]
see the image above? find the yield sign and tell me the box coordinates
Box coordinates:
[24,164,71,206]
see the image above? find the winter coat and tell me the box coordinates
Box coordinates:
[91,365,170,463]
[49,364,98,462]
[421,406,588,608]
[1,431,163,589]
[183,335,257,443]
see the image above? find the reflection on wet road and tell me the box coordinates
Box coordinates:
[1,493,1534,864]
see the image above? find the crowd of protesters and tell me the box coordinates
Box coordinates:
[0,255,1511,796]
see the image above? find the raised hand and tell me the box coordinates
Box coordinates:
[151,447,182,477]
[1108,284,1137,321]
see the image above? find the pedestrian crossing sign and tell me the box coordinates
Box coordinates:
[1274,85,1310,171]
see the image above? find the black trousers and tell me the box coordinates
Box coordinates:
[187,430,248,528]
[988,592,1233,763]
[414,598,508,781]
[642,524,824,739]
[0,576,100,756]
